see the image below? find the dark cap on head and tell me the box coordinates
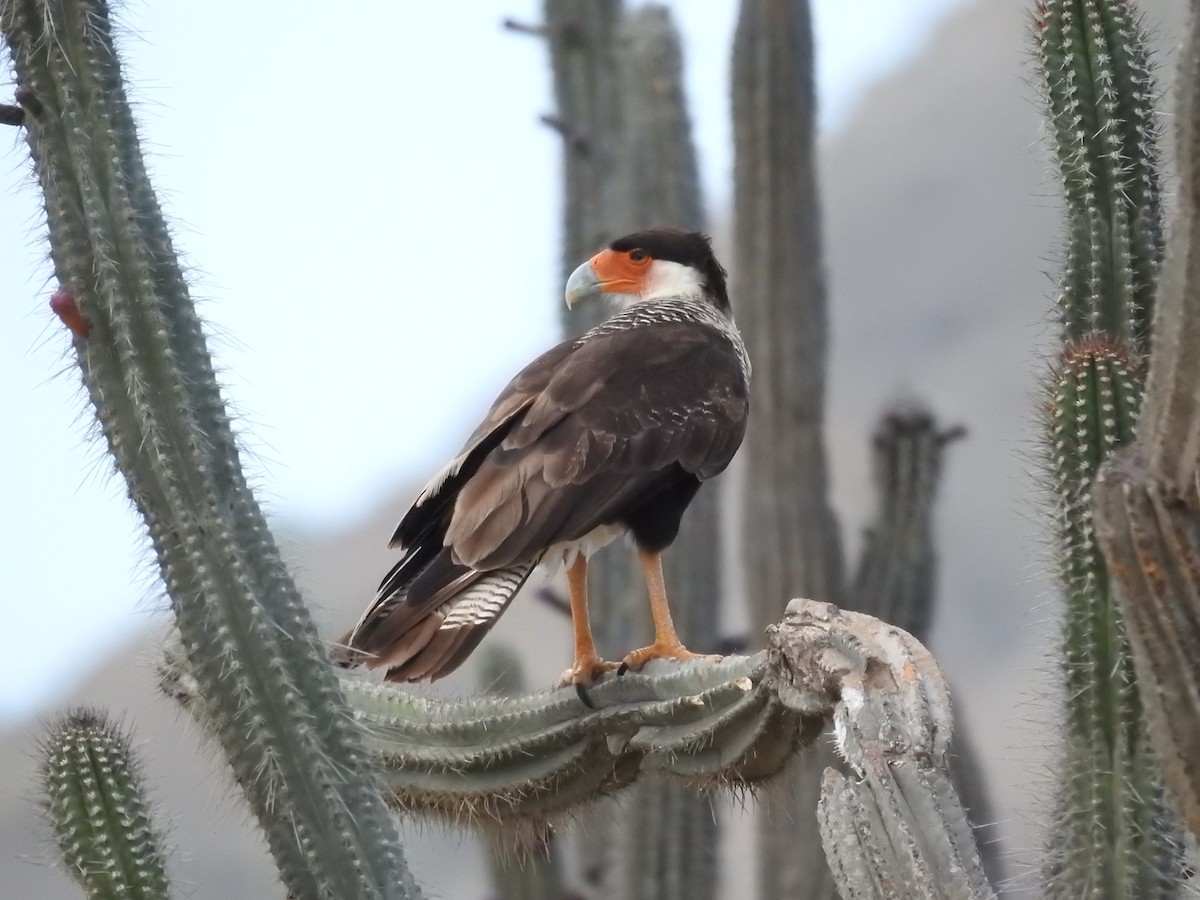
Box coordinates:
[609,228,730,313]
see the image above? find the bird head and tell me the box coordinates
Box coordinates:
[565,228,730,315]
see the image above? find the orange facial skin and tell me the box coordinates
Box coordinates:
[589,247,652,295]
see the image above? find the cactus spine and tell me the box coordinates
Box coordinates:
[0,2,416,897]
[1033,1,1180,895]
[40,710,172,900]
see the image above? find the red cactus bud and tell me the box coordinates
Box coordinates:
[50,289,90,338]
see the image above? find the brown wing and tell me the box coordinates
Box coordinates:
[336,319,747,681]
[444,320,749,569]
[387,338,579,554]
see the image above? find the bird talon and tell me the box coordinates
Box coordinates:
[560,656,620,689]
[575,683,596,709]
[620,642,723,673]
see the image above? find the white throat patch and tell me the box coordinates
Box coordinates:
[641,259,706,302]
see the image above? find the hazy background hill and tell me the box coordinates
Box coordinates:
[1,0,1189,896]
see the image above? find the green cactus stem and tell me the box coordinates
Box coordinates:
[1042,338,1179,895]
[1,2,415,897]
[163,642,813,845]
[1035,0,1162,342]
[40,710,172,900]
[1034,0,1179,893]
[1092,3,1200,842]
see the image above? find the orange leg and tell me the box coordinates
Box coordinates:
[621,548,723,672]
[560,552,620,686]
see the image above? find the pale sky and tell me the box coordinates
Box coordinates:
[0,0,967,722]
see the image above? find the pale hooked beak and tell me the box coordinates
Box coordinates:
[564,258,602,308]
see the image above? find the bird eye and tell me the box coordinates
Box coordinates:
[629,249,648,262]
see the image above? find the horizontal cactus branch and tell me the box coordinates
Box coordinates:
[164,599,985,875]
[164,642,812,844]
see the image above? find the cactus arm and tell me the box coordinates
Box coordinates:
[163,641,810,835]
[765,602,994,900]
[1135,5,1200,489]
[0,2,416,896]
[1092,3,1200,841]
[40,710,173,900]
[851,405,965,639]
[777,601,993,900]
[731,1,845,895]
[1033,0,1182,894]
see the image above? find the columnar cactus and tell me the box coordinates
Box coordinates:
[610,10,720,899]
[0,2,416,897]
[852,407,965,640]
[40,710,172,900]
[541,0,639,690]
[1033,0,1181,894]
[477,647,570,900]
[729,1,846,895]
[540,3,722,896]
[1093,0,1200,845]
